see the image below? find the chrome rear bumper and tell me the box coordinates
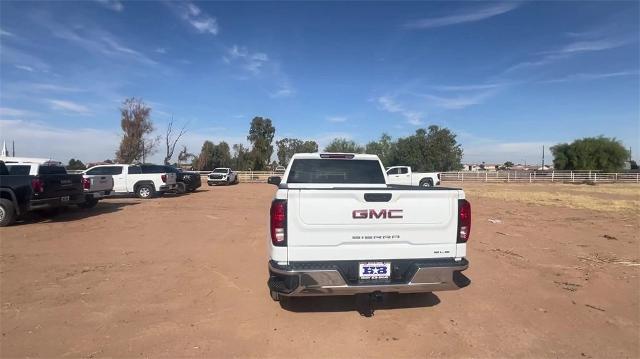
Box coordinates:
[268,259,469,297]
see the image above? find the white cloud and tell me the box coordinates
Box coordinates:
[0,107,38,118]
[95,0,123,12]
[376,96,424,126]
[30,83,84,92]
[47,99,92,115]
[51,24,157,66]
[540,70,639,84]
[172,2,218,35]
[326,116,348,123]
[544,38,630,55]
[223,45,270,75]
[403,2,520,29]
[0,119,120,163]
[433,83,504,91]
[14,65,34,72]
[155,47,167,54]
[0,28,14,37]
[423,91,494,110]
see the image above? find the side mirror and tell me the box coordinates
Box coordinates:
[267,176,281,186]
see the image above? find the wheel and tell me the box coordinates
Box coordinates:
[419,178,433,187]
[233,176,239,184]
[270,290,280,301]
[0,198,16,227]
[78,197,99,209]
[136,184,155,199]
[176,183,186,194]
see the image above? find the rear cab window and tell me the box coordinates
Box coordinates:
[287,159,385,184]
[140,165,166,174]
[38,165,67,175]
[86,166,123,175]
[6,165,32,175]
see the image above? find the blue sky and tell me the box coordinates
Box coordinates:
[0,0,638,165]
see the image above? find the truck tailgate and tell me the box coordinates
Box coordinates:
[287,188,463,261]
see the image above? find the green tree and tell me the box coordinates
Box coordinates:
[276,138,319,166]
[389,126,463,171]
[115,97,158,163]
[212,141,232,168]
[195,140,216,170]
[67,158,86,170]
[232,143,252,170]
[247,117,275,170]
[324,138,364,153]
[503,161,514,169]
[551,136,629,172]
[365,133,393,165]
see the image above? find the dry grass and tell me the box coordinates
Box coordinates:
[464,185,640,213]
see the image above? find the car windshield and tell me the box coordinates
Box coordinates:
[213,169,228,173]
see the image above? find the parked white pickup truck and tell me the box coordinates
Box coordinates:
[266,153,470,302]
[84,164,177,199]
[386,166,440,187]
[207,168,238,186]
[79,172,114,208]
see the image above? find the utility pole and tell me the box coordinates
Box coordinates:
[541,145,545,169]
[12,140,15,156]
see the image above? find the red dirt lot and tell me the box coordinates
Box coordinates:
[1,183,638,358]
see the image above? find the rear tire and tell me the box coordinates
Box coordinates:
[78,197,99,209]
[419,178,434,187]
[176,183,187,194]
[0,198,16,227]
[136,184,155,199]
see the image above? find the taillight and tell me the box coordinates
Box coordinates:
[270,199,287,246]
[457,199,471,243]
[82,177,91,190]
[437,173,441,180]
[31,178,44,193]
[161,174,167,183]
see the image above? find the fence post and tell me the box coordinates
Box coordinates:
[485,172,488,182]
[529,172,532,183]
[507,172,510,182]
[615,173,618,183]
[594,173,597,183]
[461,172,464,182]
[571,171,574,182]
[637,173,639,184]
[551,171,555,182]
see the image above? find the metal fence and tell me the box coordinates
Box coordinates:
[440,171,640,184]
[198,171,281,183]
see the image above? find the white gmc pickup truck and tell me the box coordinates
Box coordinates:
[266,153,470,302]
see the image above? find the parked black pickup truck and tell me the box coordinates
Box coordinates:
[146,165,201,193]
[175,168,202,193]
[5,162,84,211]
[0,161,33,226]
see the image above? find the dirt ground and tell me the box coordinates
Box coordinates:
[1,182,638,358]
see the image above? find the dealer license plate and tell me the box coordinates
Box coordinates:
[359,262,391,280]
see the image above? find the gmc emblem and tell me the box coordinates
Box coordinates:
[352,209,404,219]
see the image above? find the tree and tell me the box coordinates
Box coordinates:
[276,138,319,166]
[67,158,86,170]
[324,138,364,153]
[115,97,158,163]
[163,117,187,165]
[247,117,276,170]
[365,133,393,165]
[177,145,195,166]
[551,136,629,172]
[232,143,252,170]
[212,141,232,168]
[630,160,639,170]
[195,140,216,170]
[503,161,514,169]
[388,126,463,171]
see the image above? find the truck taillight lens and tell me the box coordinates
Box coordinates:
[31,178,44,193]
[457,199,471,243]
[82,178,91,190]
[161,174,167,183]
[270,199,287,246]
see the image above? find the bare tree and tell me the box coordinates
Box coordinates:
[177,145,195,165]
[163,117,188,164]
